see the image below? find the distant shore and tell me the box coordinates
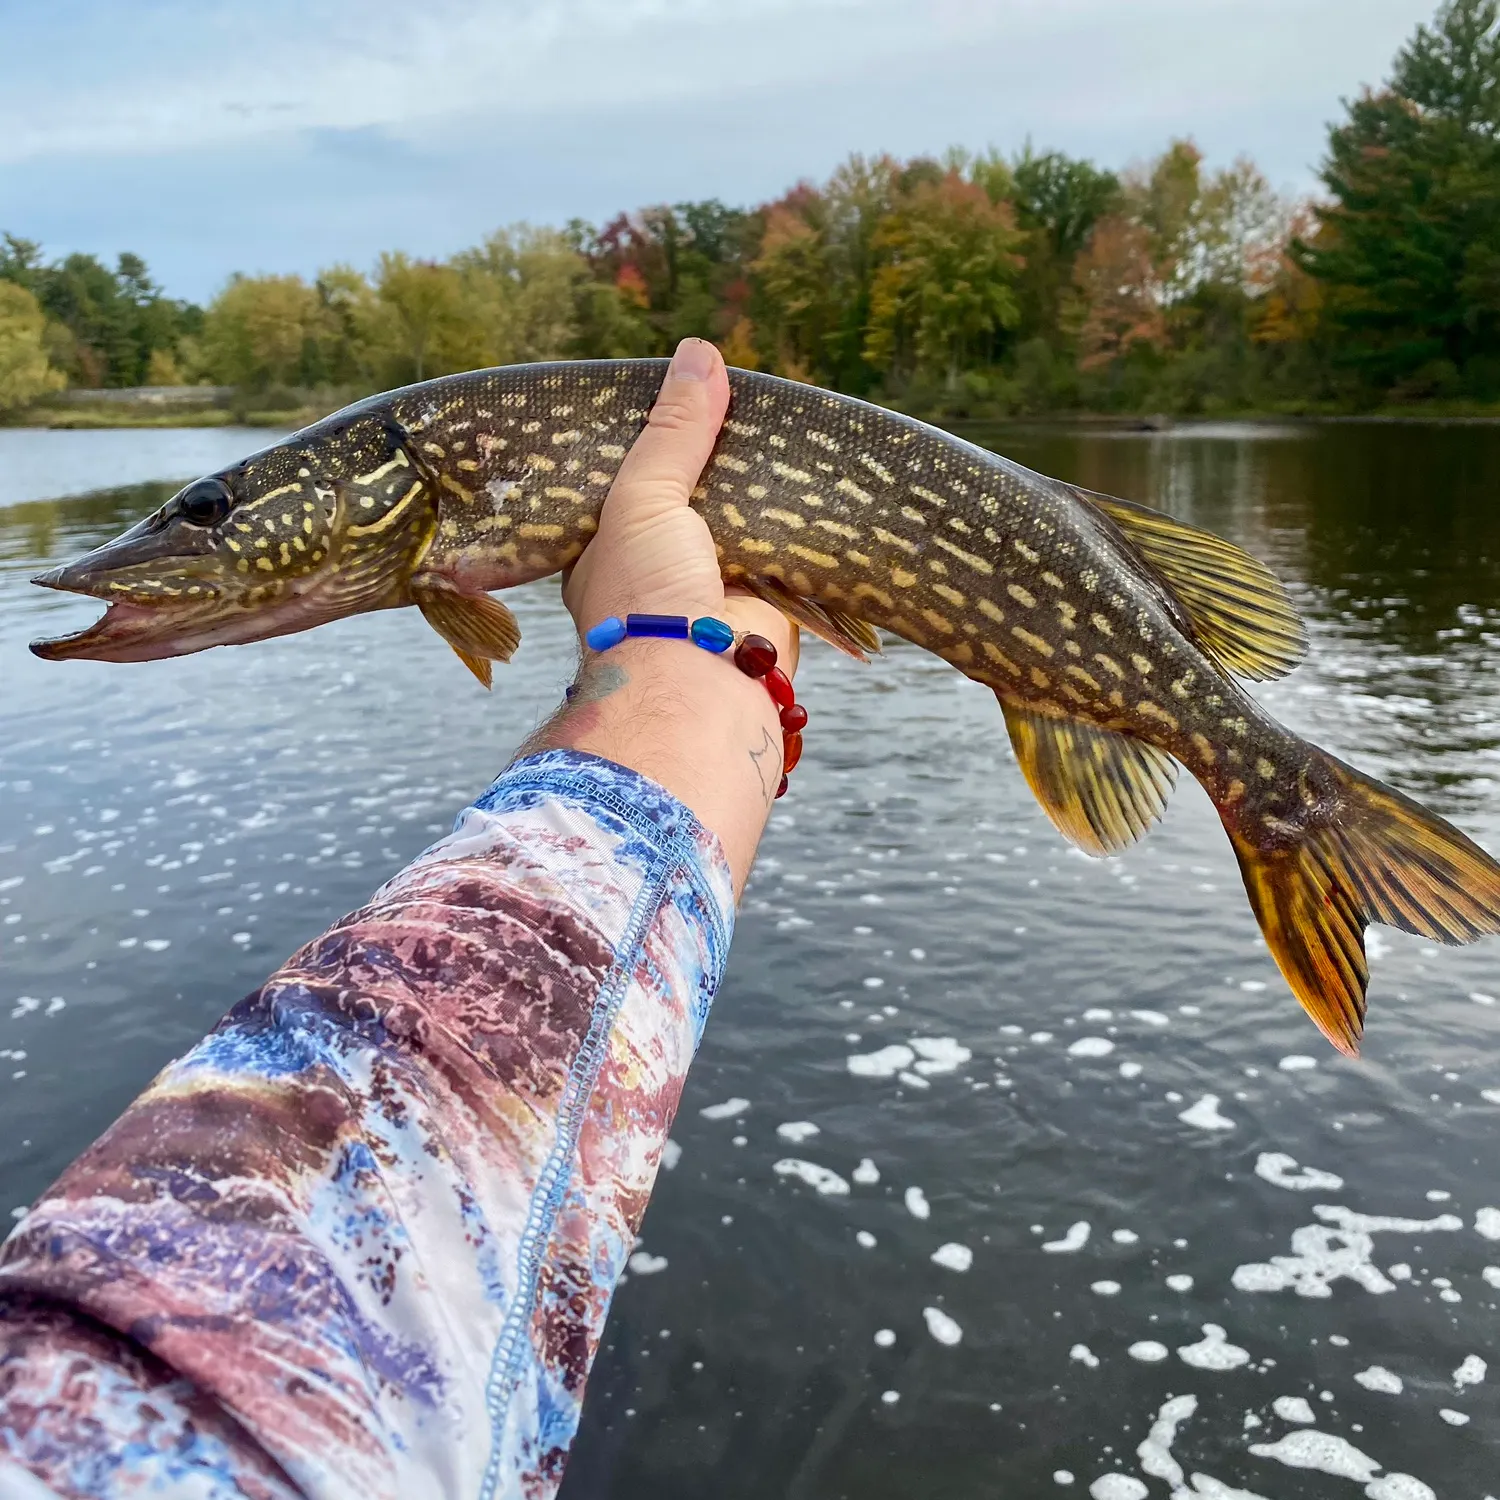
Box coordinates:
[10,385,1500,433]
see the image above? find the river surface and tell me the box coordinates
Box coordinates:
[1,420,1498,1498]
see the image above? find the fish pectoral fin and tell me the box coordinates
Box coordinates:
[1000,699,1178,856]
[412,582,522,690]
[1080,488,1308,682]
[738,574,881,660]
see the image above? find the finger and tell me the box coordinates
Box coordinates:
[602,338,729,526]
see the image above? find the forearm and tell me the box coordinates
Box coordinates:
[526,636,784,896]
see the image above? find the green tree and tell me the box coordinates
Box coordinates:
[0,281,65,411]
[1300,0,1500,391]
[200,274,330,388]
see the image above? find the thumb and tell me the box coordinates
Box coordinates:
[601,338,729,528]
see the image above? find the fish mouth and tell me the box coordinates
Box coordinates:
[28,591,210,663]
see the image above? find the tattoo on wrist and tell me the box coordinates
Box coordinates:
[748,725,779,800]
[512,659,631,760]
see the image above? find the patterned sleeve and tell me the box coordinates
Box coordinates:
[0,749,735,1500]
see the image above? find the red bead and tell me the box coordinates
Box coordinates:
[763,665,795,710]
[776,774,789,799]
[780,702,808,733]
[782,730,804,774]
[734,633,778,678]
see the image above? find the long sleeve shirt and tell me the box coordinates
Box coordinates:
[0,749,734,1500]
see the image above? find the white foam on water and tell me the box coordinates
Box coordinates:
[1069,1036,1115,1058]
[1476,1206,1500,1240]
[1128,1341,1169,1362]
[1273,1396,1316,1424]
[1084,1008,1114,1022]
[1189,1477,1272,1499]
[1070,1343,1100,1368]
[923,1306,962,1345]
[773,1159,849,1195]
[881,1389,900,1404]
[1482,1266,1500,1287]
[1043,1221,1091,1253]
[1092,1281,1122,1296]
[660,1139,682,1171]
[1031,1031,1055,1044]
[1112,1229,1139,1244]
[852,1157,880,1185]
[1248,1430,1379,1482]
[700,1097,750,1120]
[1353,1366,1402,1394]
[1364,1477,1436,1500]
[874,1328,896,1347]
[1179,1095,1236,1131]
[776,1121,820,1143]
[1232,1205,1461,1298]
[1178,1324,1250,1371]
[1424,1189,1450,1202]
[1481,1089,1500,1105]
[1240,980,1267,992]
[1138,1393,1196,1488]
[1438,1408,1469,1426]
[1130,1010,1170,1026]
[1470,990,1496,1006]
[1254,1152,1345,1192]
[628,1251,668,1275]
[1089,1475,1147,1500]
[1278,1055,1319,1072]
[847,1044,914,1078]
[905,1186,931,1220]
[898,1071,931,1089]
[1054,1471,1075,1485]
[1454,1354,1486,1388]
[910,1037,972,1075]
[1119,1061,1144,1080]
[856,1230,877,1249]
[931,1242,973,1272]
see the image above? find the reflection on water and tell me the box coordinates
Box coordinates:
[2,421,1498,1497]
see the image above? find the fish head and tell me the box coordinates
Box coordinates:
[30,411,436,662]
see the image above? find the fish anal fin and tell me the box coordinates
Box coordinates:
[412,580,521,687]
[1225,750,1500,1057]
[999,698,1178,856]
[737,574,880,660]
[1082,488,1308,682]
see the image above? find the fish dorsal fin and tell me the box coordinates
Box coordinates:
[1079,488,1308,682]
[412,580,521,690]
[1000,699,1179,856]
[738,574,882,660]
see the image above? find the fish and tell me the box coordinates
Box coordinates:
[30,358,1500,1055]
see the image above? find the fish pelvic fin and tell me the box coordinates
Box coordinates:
[412,581,521,689]
[999,699,1178,856]
[737,574,881,660]
[1225,751,1500,1057]
[1082,489,1308,682]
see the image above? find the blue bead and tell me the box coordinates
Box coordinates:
[585,616,627,651]
[690,616,735,653]
[625,613,690,639]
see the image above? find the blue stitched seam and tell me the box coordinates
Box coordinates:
[476,772,724,1498]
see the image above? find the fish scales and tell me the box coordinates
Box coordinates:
[31,359,1500,1057]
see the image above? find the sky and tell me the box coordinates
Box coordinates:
[0,0,1442,304]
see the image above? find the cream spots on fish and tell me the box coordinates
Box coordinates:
[714,453,750,474]
[933,583,966,607]
[787,544,838,569]
[1137,700,1178,730]
[1012,626,1054,658]
[747,484,768,500]
[527,454,557,472]
[1065,664,1101,692]
[981,641,1021,675]
[910,484,946,507]
[1131,654,1153,676]
[1007,583,1037,608]
[723,504,748,529]
[1191,733,1216,765]
[1091,612,1113,635]
[873,526,918,556]
[836,477,872,504]
[598,443,626,459]
[1095,654,1125,679]
[947,517,972,534]
[845,549,873,568]
[922,609,956,634]
[1041,571,1065,589]
[1030,666,1051,689]
[806,430,839,451]
[891,568,918,588]
[815,518,861,540]
[1014,539,1040,563]
[901,506,927,526]
[771,460,814,485]
[1056,601,1077,628]
[860,455,895,485]
[933,536,993,574]
[854,581,893,609]
[740,537,776,554]
[763,508,806,530]
[1257,757,1277,779]
[1222,717,1249,736]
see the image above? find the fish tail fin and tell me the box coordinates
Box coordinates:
[1224,750,1500,1056]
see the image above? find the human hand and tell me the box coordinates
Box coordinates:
[561,337,798,673]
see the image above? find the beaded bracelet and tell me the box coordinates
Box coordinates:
[580,612,806,798]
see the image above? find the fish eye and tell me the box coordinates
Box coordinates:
[177,478,234,528]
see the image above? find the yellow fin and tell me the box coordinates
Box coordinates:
[1081,489,1307,681]
[738,574,881,660]
[413,585,521,689]
[1000,699,1178,856]
[1226,750,1500,1057]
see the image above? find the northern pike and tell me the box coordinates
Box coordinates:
[30,359,1500,1054]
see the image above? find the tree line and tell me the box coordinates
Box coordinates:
[3,0,1499,420]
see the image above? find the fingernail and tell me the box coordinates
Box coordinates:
[668,337,715,382]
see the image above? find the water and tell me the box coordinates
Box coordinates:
[2,420,1498,1498]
